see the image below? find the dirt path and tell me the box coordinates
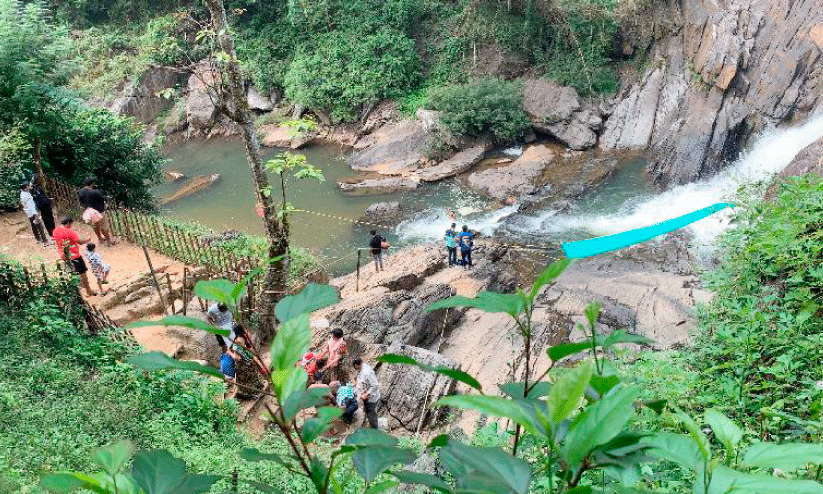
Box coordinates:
[1,209,192,353]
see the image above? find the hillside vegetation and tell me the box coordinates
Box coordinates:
[60,0,622,121]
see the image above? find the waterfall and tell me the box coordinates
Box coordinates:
[397,115,823,249]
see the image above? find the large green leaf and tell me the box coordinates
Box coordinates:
[435,395,541,435]
[232,256,282,301]
[427,291,525,318]
[193,279,237,306]
[302,407,343,444]
[377,354,483,392]
[40,473,107,494]
[345,429,399,447]
[499,381,552,400]
[439,439,532,494]
[247,481,286,494]
[282,387,330,421]
[275,367,308,401]
[561,386,640,467]
[674,407,711,464]
[704,409,743,460]
[597,330,654,349]
[743,443,823,471]
[530,259,572,299]
[351,446,417,484]
[126,316,229,336]
[545,360,593,425]
[274,283,339,322]
[707,464,823,494]
[132,449,219,494]
[641,433,704,471]
[271,313,311,371]
[91,440,135,476]
[547,341,593,362]
[128,352,223,378]
[393,471,450,493]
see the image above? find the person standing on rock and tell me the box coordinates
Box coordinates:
[353,357,380,429]
[445,223,458,266]
[30,175,55,237]
[369,230,388,273]
[78,177,116,246]
[19,183,49,247]
[458,225,474,268]
[318,328,347,383]
[53,217,95,297]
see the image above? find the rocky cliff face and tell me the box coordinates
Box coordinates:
[604,0,823,186]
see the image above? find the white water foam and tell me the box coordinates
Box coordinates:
[396,115,823,247]
[516,114,823,245]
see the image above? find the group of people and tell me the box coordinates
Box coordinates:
[19,176,113,297]
[445,222,475,268]
[209,302,382,430]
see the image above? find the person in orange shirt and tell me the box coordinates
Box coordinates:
[52,217,96,297]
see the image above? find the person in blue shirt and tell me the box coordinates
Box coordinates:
[457,225,474,268]
[444,222,458,266]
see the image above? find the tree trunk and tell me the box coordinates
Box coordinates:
[33,137,43,181]
[203,0,288,342]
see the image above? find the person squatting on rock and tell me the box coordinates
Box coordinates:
[444,222,458,266]
[207,302,235,349]
[353,357,380,429]
[85,243,111,296]
[78,177,116,246]
[30,174,55,237]
[219,323,251,398]
[53,217,96,297]
[458,224,475,268]
[369,230,389,273]
[20,183,49,247]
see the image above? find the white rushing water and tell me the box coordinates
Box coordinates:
[399,114,823,248]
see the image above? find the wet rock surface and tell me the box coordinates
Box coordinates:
[605,0,823,186]
[467,144,556,200]
[337,176,420,193]
[778,136,823,178]
[522,79,602,150]
[348,121,430,175]
[415,144,488,182]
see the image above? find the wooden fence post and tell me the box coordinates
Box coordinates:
[141,244,169,315]
[356,249,361,293]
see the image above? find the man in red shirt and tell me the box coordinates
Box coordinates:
[53,217,95,296]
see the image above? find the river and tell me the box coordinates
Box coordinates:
[159,115,823,273]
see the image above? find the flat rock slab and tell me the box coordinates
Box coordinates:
[348,121,429,175]
[416,145,487,182]
[259,124,313,149]
[337,176,419,193]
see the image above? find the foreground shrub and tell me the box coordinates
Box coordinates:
[694,176,823,431]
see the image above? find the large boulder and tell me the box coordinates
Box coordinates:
[373,343,460,431]
[110,66,188,124]
[348,121,430,175]
[522,79,602,150]
[259,124,313,149]
[416,144,489,182]
[247,85,274,112]
[362,202,412,228]
[467,144,555,200]
[778,136,823,178]
[185,62,219,130]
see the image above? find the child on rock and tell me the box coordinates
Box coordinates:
[85,243,110,295]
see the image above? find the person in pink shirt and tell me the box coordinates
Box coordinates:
[52,217,95,297]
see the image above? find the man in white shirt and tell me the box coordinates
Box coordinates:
[206,303,235,351]
[20,183,48,246]
[353,357,380,428]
